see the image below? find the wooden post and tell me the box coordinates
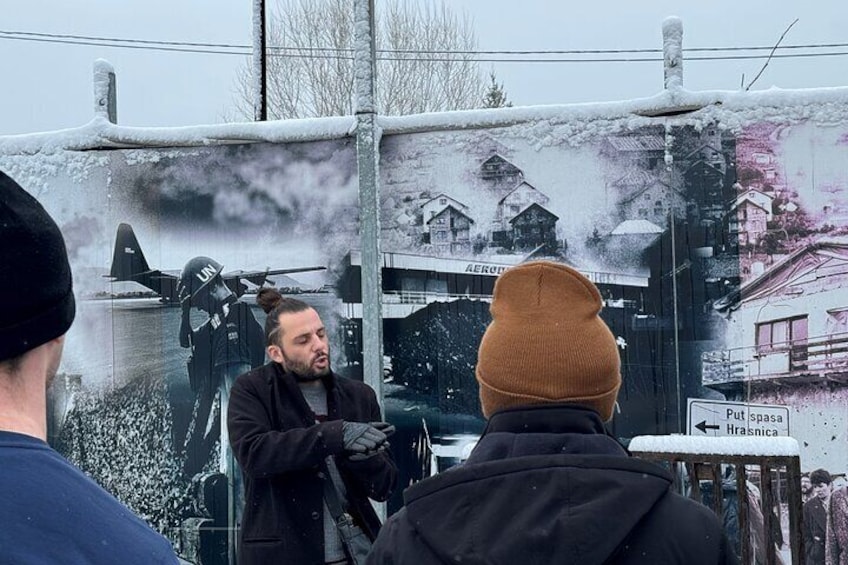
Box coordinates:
[662,16,683,90]
[253,0,267,121]
[93,59,117,123]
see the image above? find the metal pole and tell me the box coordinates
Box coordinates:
[253,0,268,121]
[353,0,384,519]
[353,0,383,409]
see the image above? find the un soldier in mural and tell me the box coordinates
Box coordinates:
[178,256,266,478]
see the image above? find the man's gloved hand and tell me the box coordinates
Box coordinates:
[342,422,387,454]
[348,443,389,461]
[369,421,396,438]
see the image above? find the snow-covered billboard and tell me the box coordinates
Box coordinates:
[3,96,848,563]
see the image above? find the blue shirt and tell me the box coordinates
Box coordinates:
[0,430,178,564]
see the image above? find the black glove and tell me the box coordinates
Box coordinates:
[342,422,387,454]
[348,443,389,461]
[369,421,395,438]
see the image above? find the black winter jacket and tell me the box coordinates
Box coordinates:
[228,363,397,565]
[367,404,737,565]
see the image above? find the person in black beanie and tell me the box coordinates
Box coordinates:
[0,171,179,564]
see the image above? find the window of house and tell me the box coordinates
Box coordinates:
[756,316,808,353]
[439,198,447,205]
[510,205,520,213]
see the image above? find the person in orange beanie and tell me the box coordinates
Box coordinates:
[367,260,737,565]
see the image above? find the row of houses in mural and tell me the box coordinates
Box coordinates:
[418,157,561,256]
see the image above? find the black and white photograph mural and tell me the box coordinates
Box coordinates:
[368,121,744,503]
[2,140,360,563]
[3,109,848,563]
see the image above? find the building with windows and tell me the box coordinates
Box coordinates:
[703,238,848,471]
[421,193,469,224]
[426,205,475,255]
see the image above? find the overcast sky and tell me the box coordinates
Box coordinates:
[0,0,845,136]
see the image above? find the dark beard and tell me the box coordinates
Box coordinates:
[291,369,323,382]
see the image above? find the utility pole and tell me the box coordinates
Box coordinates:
[353,0,385,464]
[253,0,268,121]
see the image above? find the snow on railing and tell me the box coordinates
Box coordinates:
[630,434,799,456]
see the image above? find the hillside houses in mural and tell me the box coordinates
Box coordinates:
[379,145,566,259]
[509,203,559,253]
[613,169,688,227]
[426,205,475,255]
[600,131,665,171]
[479,153,524,189]
[727,187,774,246]
[493,180,549,228]
[421,193,469,223]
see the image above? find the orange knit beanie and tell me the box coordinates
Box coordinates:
[475,261,622,421]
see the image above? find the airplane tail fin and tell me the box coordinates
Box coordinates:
[109,223,151,281]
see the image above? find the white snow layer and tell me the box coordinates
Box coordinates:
[630,435,800,457]
[2,83,848,155]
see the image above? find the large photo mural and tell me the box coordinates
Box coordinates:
[2,108,847,563]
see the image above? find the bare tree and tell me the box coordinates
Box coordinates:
[233,0,490,119]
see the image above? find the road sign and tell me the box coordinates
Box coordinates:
[687,398,790,437]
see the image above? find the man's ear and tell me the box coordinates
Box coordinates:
[267,344,284,364]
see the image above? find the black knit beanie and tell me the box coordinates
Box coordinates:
[0,171,76,360]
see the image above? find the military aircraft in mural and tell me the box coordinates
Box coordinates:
[107,222,325,301]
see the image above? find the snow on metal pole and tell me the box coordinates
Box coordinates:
[353,0,384,410]
[252,0,268,121]
[662,16,683,90]
[93,59,117,124]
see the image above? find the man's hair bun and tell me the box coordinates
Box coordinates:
[256,288,283,313]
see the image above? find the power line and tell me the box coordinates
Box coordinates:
[1,29,848,63]
[3,28,848,54]
[0,34,248,56]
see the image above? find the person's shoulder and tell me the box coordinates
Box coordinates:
[334,373,377,395]
[652,489,726,530]
[234,362,275,388]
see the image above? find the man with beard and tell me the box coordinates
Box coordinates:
[227,288,397,565]
[802,473,814,504]
[0,171,178,563]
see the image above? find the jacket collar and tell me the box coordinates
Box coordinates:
[483,403,611,436]
[269,362,341,421]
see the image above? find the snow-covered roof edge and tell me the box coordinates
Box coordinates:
[629,434,800,457]
[0,115,357,155]
[4,85,848,155]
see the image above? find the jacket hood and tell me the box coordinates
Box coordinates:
[401,405,674,564]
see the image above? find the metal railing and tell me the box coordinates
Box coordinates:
[381,290,492,305]
[702,332,848,385]
[630,436,803,565]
